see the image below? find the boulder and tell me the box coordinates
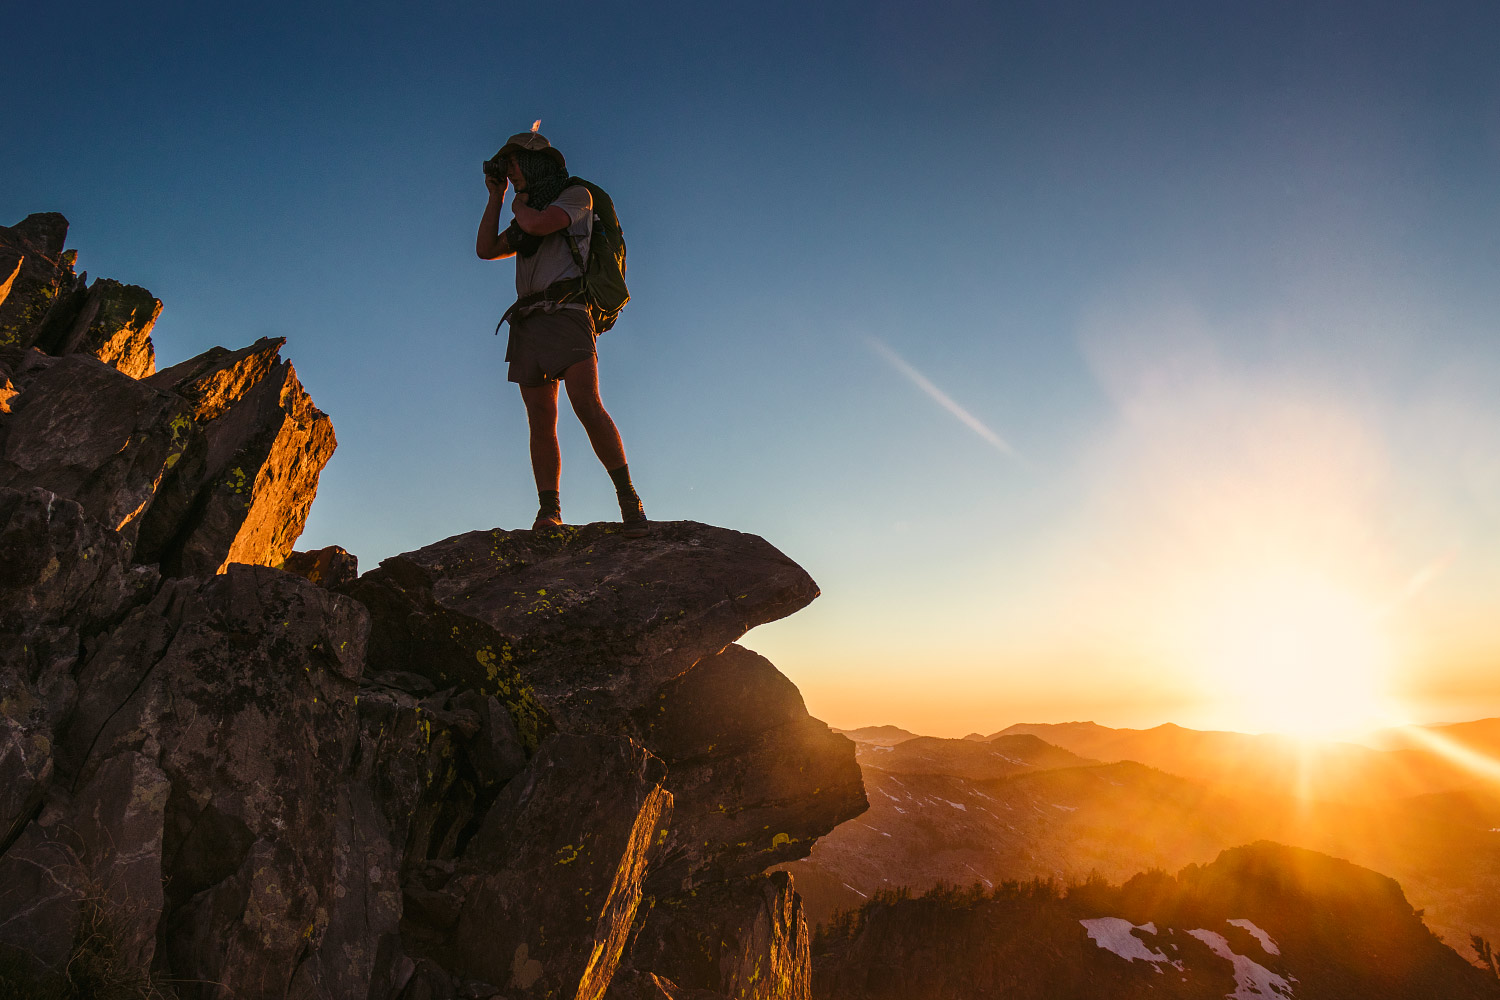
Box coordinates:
[283,543,359,588]
[0,213,78,351]
[358,520,819,734]
[637,644,865,890]
[631,872,811,1000]
[140,336,336,575]
[403,733,673,1000]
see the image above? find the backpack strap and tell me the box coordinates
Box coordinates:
[564,230,588,275]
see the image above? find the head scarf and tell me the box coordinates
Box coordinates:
[508,149,571,258]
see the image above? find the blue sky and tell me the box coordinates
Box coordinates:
[7,1,1500,736]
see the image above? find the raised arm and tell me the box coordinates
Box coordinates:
[477,173,516,260]
[510,192,574,236]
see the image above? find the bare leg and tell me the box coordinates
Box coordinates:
[561,356,627,470]
[519,381,561,492]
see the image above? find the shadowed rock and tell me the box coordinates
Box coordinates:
[638,644,866,890]
[605,967,730,999]
[343,555,553,755]
[0,214,78,351]
[283,543,359,588]
[0,351,197,548]
[403,733,672,1000]
[0,751,169,974]
[59,565,377,999]
[0,487,159,848]
[631,872,811,1000]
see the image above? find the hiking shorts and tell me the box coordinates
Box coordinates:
[505,307,596,386]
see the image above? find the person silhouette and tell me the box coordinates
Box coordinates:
[476,129,647,536]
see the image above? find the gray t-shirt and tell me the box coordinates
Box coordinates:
[515,184,592,315]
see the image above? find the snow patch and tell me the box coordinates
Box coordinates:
[1227,919,1281,956]
[841,882,868,899]
[1187,928,1294,999]
[941,798,967,811]
[1051,803,1077,812]
[1080,918,1176,968]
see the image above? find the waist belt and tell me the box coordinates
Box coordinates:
[495,276,587,334]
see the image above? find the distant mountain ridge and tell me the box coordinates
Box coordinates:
[813,842,1500,999]
[836,725,921,745]
[991,719,1497,804]
[783,717,1500,971]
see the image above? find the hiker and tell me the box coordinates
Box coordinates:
[476,129,647,536]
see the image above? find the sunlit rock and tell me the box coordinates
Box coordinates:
[142,336,336,575]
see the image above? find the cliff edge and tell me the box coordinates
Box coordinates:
[0,212,867,1000]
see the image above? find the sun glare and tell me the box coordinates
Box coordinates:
[1178,573,1399,740]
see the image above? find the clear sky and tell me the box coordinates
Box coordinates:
[7,1,1499,739]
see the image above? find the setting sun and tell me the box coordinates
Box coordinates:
[1177,572,1399,739]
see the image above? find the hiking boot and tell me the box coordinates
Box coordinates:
[533,498,563,531]
[619,493,649,538]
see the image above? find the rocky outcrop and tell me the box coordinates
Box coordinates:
[0,350,197,548]
[638,644,866,890]
[1,214,157,377]
[0,214,78,352]
[140,336,336,575]
[283,543,359,588]
[0,215,334,575]
[355,522,821,733]
[0,211,860,1000]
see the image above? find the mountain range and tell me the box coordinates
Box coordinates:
[781,719,1500,972]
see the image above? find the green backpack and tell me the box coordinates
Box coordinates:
[498,177,630,333]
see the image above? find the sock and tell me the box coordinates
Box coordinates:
[607,464,637,498]
[537,489,560,516]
